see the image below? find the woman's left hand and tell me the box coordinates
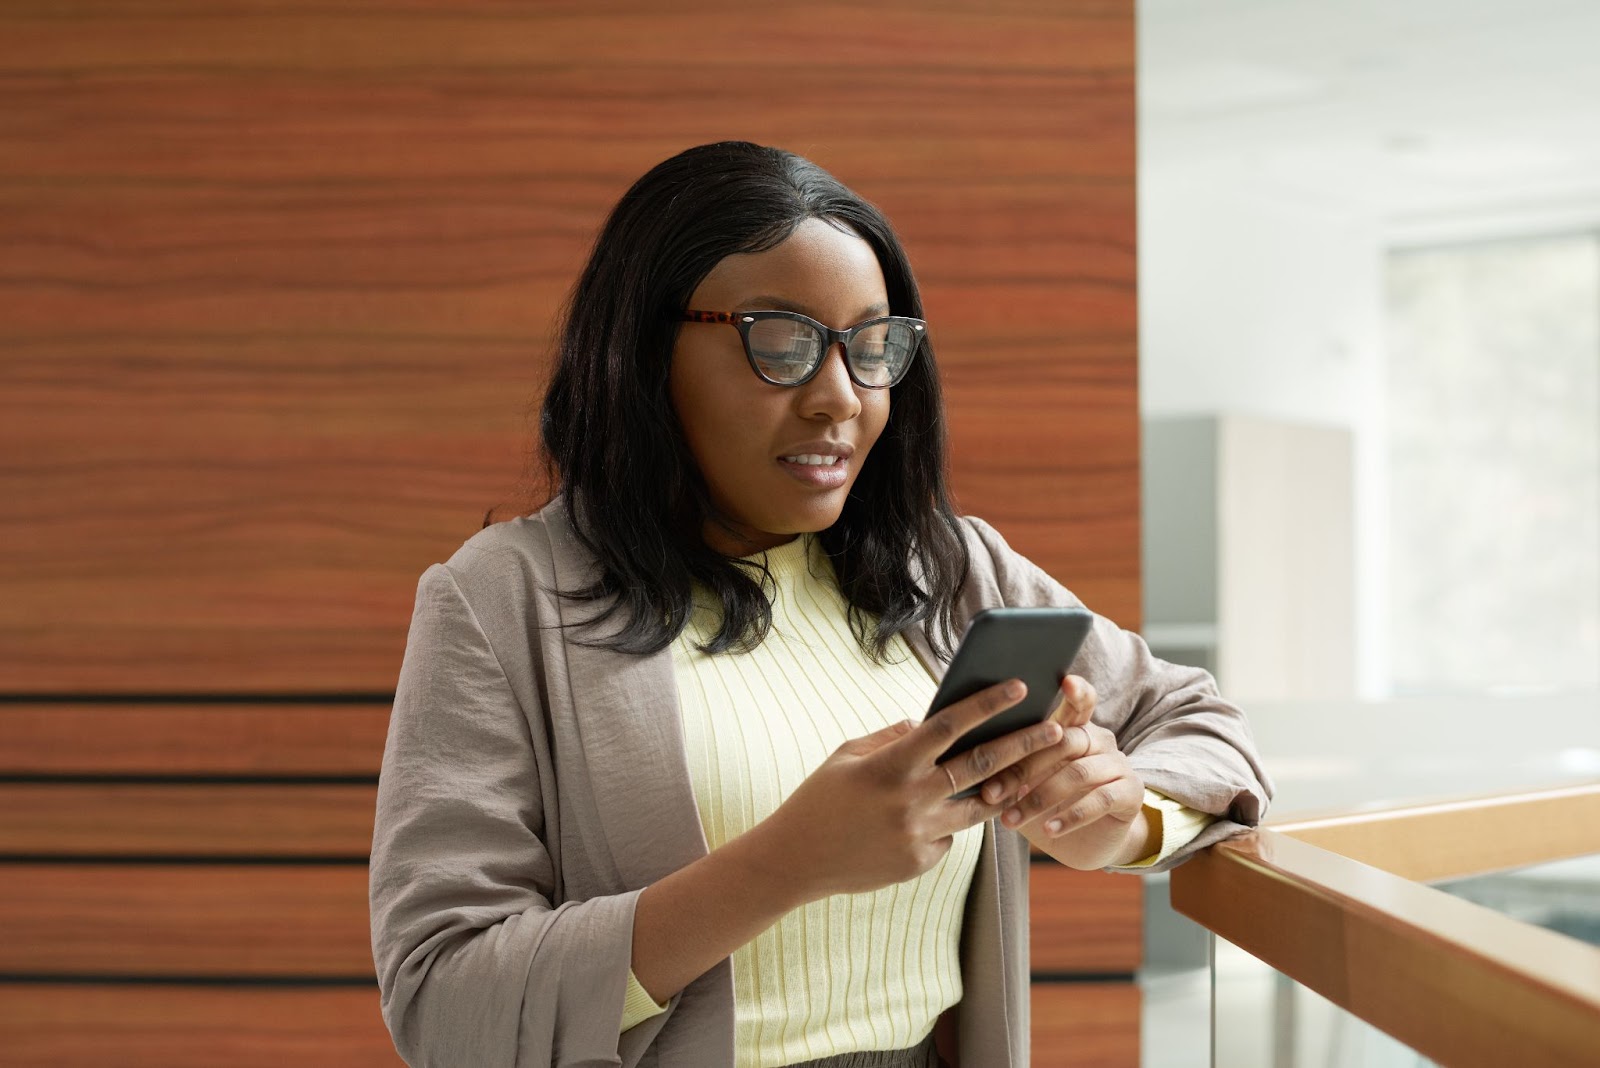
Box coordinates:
[979,675,1153,870]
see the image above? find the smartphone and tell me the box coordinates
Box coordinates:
[924,607,1095,798]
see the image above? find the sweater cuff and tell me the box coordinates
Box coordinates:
[620,966,671,1032]
[1113,787,1217,869]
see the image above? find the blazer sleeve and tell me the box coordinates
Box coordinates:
[369,562,681,1067]
[961,516,1275,873]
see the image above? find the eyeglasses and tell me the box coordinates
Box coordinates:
[677,309,926,388]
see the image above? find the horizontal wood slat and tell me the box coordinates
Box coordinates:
[0,983,402,1068]
[2,96,1131,187]
[0,852,1138,977]
[0,979,1140,1068]
[0,864,372,978]
[0,187,1132,322]
[0,5,1130,74]
[0,783,377,857]
[1031,981,1140,1067]
[1029,863,1142,973]
[0,0,1125,16]
[0,704,390,777]
[0,860,1136,978]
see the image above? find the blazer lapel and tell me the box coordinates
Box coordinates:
[539,500,711,893]
[562,632,712,889]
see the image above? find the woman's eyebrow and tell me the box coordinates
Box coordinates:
[738,295,807,313]
[739,295,891,320]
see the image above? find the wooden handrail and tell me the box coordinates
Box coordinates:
[1170,783,1600,1068]
[1269,781,1600,882]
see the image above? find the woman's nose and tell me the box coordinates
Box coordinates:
[796,342,863,421]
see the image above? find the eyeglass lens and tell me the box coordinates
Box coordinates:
[746,318,917,386]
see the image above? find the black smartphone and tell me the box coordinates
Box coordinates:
[923,607,1095,798]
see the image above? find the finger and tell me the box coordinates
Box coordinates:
[977,721,1098,804]
[899,678,1028,769]
[1056,675,1097,729]
[929,787,1012,842]
[942,715,1064,802]
[1032,778,1146,839]
[1001,753,1127,828]
[998,751,1126,824]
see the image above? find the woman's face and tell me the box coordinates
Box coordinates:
[669,216,892,556]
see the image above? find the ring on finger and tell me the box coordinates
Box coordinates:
[942,763,959,797]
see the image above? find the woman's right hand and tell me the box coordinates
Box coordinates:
[758,679,1064,901]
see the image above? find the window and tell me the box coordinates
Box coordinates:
[1386,234,1600,694]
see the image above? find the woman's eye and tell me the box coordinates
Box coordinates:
[758,353,809,368]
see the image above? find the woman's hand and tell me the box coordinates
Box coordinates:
[759,678,1065,901]
[979,675,1154,870]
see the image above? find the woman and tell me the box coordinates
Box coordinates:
[369,141,1272,1068]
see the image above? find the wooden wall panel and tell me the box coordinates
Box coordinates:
[1,0,1136,695]
[2,0,1139,1063]
[1,794,1146,970]
[0,783,376,857]
[1030,863,1144,974]
[0,864,372,978]
[0,984,403,1068]
[0,703,388,776]
[1032,982,1142,1067]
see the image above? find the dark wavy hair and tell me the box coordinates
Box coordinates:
[514,140,970,663]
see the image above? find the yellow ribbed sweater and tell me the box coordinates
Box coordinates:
[619,533,1213,1065]
[647,532,977,1065]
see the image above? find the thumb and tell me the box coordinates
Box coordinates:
[1054,674,1095,728]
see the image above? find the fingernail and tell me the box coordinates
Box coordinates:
[982,782,1001,803]
[1003,807,1021,825]
[1046,819,1063,834]
[1005,679,1025,699]
[1043,723,1062,743]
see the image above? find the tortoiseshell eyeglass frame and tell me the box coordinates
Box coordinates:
[676,309,926,388]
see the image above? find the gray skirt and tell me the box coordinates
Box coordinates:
[780,1031,942,1068]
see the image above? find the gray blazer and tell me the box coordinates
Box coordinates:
[369,496,1273,1067]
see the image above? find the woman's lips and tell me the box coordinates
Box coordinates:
[776,456,849,488]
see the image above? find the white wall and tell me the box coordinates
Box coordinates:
[1139,169,1383,427]
[1216,414,1355,701]
[1139,166,1391,696]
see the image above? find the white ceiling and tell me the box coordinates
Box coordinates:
[1140,0,1600,242]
